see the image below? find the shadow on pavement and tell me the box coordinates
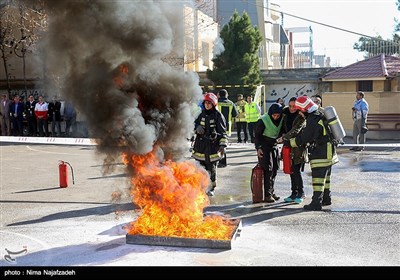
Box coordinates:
[205,201,305,226]
[7,203,138,226]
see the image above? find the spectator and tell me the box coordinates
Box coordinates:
[254,103,284,203]
[48,96,62,137]
[25,94,37,136]
[276,97,285,106]
[0,94,12,136]
[192,92,228,197]
[235,94,248,143]
[245,94,261,143]
[217,89,237,168]
[34,95,49,137]
[311,94,323,109]
[64,101,77,137]
[10,95,24,136]
[351,91,369,151]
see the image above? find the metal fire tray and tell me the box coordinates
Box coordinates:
[126,219,241,250]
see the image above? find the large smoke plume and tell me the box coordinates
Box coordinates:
[40,0,202,169]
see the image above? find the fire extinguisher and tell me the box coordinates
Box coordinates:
[251,163,264,203]
[281,146,293,174]
[59,161,74,188]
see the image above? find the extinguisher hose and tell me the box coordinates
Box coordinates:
[64,161,75,185]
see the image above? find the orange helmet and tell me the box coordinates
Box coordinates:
[203,92,218,107]
[294,95,317,113]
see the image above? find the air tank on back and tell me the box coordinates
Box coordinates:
[324,106,346,141]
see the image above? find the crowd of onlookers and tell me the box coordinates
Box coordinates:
[0,93,86,137]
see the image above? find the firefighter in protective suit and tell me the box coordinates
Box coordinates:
[192,92,228,196]
[285,96,339,210]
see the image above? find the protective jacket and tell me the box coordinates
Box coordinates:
[289,110,338,168]
[217,97,237,136]
[192,108,228,163]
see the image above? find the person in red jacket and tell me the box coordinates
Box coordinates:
[34,95,49,137]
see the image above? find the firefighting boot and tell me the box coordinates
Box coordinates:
[206,182,216,197]
[284,191,297,202]
[322,189,332,206]
[303,191,323,211]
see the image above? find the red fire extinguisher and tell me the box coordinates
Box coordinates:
[251,163,264,203]
[281,146,293,174]
[59,161,74,188]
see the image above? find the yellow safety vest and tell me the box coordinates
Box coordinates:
[245,102,260,123]
[218,102,234,136]
[235,99,247,122]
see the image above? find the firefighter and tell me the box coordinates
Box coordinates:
[192,92,228,197]
[285,95,339,210]
[254,103,284,203]
[217,89,237,168]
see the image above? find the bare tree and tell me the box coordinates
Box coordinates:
[12,0,47,99]
[0,3,16,96]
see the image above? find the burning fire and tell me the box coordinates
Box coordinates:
[42,1,236,241]
[123,149,236,240]
[113,64,129,88]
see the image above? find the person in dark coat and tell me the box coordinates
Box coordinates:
[25,94,37,136]
[254,103,284,203]
[192,92,228,197]
[10,95,24,136]
[63,101,77,137]
[48,96,62,137]
[217,89,237,168]
[280,97,308,204]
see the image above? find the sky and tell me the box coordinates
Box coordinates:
[277,0,399,66]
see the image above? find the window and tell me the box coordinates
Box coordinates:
[384,80,391,91]
[357,80,373,92]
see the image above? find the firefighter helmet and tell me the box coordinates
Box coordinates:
[295,95,317,113]
[204,92,218,107]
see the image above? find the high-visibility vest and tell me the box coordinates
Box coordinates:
[260,114,283,138]
[245,102,260,123]
[218,102,234,136]
[235,100,247,122]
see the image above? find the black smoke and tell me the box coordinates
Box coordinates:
[40,0,202,169]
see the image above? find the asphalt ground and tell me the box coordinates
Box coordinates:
[0,135,399,270]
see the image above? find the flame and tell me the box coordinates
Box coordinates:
[113,64,129,87]
[123,149,236,240]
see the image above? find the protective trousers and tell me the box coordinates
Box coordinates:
[304,165,332,211]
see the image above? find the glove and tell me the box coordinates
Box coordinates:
[196,125,205,135]
[218,146,226,155]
